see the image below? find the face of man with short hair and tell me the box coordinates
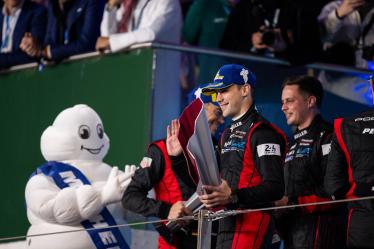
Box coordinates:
[216,84,250,119]
[281,85,313,129]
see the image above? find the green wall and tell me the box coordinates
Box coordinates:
[0,48,153,239]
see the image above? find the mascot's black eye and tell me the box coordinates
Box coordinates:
[78,125,90,139]
[97,124,104,139]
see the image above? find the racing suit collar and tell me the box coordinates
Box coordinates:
[293,114,323,140]
[230,104,257,130]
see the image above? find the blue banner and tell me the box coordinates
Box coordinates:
[33,161,129,249]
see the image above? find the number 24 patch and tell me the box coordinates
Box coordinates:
[257,143,281,157]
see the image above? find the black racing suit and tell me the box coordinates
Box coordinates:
[216,105,287,249]
[122,140,197,249]
[325,109,374,249]
[277,115,347,249]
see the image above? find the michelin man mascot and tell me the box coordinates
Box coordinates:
[25,104,136,249]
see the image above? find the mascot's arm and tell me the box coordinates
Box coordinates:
[26,175,104,225]
[25,167,135,225]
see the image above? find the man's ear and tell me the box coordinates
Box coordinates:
[241,84,251,97]
[308,96,317,108]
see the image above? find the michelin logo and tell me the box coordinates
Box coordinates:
[257,143,281,157]
[59,171,84,187]
[240,69,249,83]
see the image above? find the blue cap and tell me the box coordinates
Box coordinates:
[202,64,256,91]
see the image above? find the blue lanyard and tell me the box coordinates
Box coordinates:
[1,15,11,49]
[64,30,69,44]
[223,5,231,16]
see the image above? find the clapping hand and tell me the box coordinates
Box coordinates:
[101,166,136,205]
[96,37,110,52]
[337,0,365,18]
[19,32,41,57]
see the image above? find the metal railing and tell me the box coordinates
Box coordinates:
[1,42,372,75]
[2,195,374,249]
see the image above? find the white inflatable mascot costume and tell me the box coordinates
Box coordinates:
[25,104,136,249]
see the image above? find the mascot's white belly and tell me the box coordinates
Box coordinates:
[25,105,135,249]
[26,161,131,249]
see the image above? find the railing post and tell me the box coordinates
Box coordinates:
[197,209,211,249]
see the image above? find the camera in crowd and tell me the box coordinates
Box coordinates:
[261,28,277,47]
[250,0,281,47]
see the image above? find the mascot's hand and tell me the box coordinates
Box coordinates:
[121,165,137,190]
[101,166,134,205]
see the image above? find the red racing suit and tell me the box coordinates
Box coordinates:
[325,109,374,249]
[122,140,197,249]
[278,115,347,249]
[216,106,287,249]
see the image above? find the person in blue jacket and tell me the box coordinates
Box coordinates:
[20,0,104,62]
[0,0,46,69]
